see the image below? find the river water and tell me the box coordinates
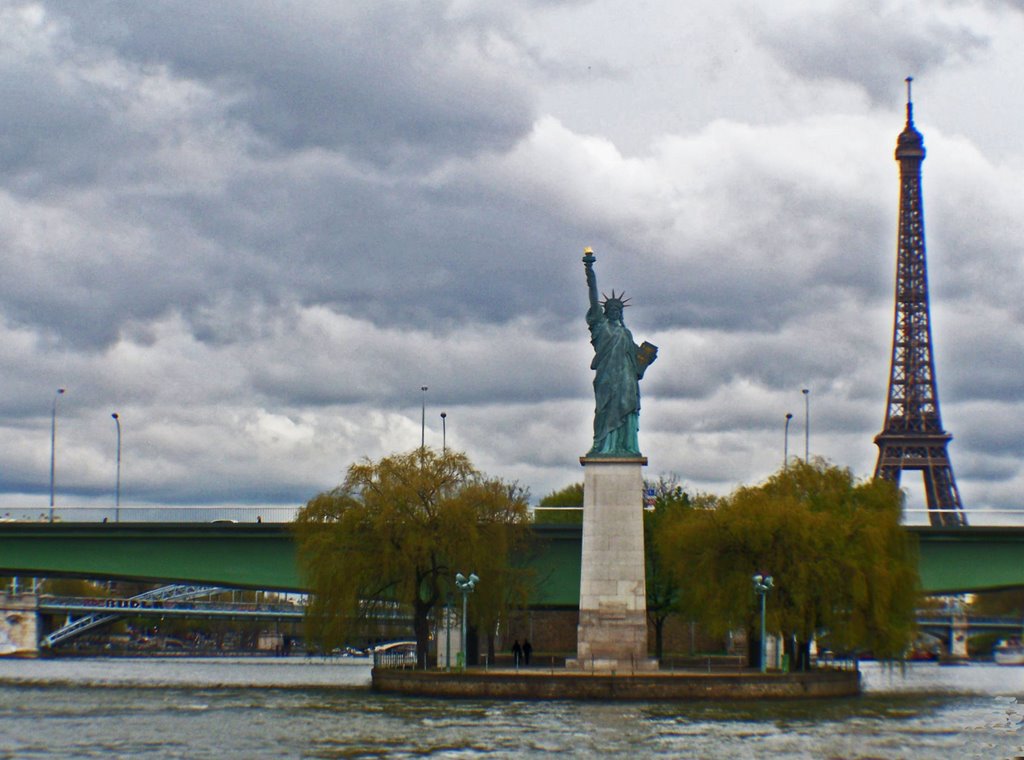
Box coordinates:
[0,658,1020,758]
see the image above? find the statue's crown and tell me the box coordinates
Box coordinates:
[601,290,630,309]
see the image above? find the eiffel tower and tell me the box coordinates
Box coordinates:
[874,78,967,528]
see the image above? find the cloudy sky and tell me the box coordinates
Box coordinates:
[1,0,1021,519]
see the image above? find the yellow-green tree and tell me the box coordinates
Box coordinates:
[294,448,532,667]
[657,461,919,668]
[467,479,536,661]
[644,475,700,661]
[37,578,111,596]
[534,482,584,524]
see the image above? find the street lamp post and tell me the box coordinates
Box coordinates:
[752,573,774,673]
[445,593,453,672]
[802,389,810,462]
[49,388,66,523]
[112,413,121,522]
[440,412,447,454]
[420,386,428,449]
[784,413,793,470]
[454,572,479,670]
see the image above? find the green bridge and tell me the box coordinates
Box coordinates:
[0,523,1022,600]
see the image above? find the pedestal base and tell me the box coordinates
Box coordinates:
[566,608,658,671]
[571,456,653,672]
[564,657,660,673]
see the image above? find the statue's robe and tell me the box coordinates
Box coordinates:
[587,302,641,456]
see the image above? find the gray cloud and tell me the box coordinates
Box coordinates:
[747,1,990,105]
[51,2,535,165]
[0,1,1020,514]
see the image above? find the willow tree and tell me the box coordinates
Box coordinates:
[657,460,919,668]
[644,475,696,662]
[294,448,531,667]
[457,478,534,662]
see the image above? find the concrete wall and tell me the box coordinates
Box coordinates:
[500,609,737,662]
[372,668,862,700]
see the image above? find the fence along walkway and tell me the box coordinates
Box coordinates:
[4,506,1022,526]
[3,506,300,524]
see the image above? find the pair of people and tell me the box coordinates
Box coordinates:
[511,638,532,667]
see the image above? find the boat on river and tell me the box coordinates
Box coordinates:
[993,639,1024,665]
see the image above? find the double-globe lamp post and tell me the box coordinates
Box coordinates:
[49,388,66,523]
[444,593,454,672]
[752,573,774,673]
[112,413,121,523]
[454,572,479,670]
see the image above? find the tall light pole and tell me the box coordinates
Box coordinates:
[445,593,453,672]
[802,388,810,462]
[49,388,65,523]
[784,413,793,470]
[752,573,774,673]
[112,413,121,522]
[420,386,428,449]
[440,412,447,454]
[454,572,479,670]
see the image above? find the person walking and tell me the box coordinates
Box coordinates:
[522,639,532,666]
[511,639,523,668]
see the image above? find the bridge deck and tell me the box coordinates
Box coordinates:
[1,523,1023,598]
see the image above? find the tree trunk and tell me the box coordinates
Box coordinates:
[747,624,760,669]
[783,635,812,671]
[654,615,666,663]
[467,625,480,666]
[796,638,811,671]
[413,601,431,669]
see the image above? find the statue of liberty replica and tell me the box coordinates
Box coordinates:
[569,248,659,672]
[583,248,658,456]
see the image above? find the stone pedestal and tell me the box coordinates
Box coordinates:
[0,593,39,656]
[950,614,969,660]
[566,456,657,672]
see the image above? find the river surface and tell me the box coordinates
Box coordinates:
[0,658,1020,758]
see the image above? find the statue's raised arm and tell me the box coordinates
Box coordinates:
[580,248,657,458]
[583,248,601,319]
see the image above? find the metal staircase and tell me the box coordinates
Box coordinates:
[41,584,223,648]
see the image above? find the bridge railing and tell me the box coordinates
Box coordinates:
[915,612,1024,627]
[0,506,300,523]
[2,506,1021,525]
[372,641,417,669]
[902,509,1024,527]
[39,595,307,615]
[535,507,1024,527]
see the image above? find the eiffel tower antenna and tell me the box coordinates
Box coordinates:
[873,78,967,527]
